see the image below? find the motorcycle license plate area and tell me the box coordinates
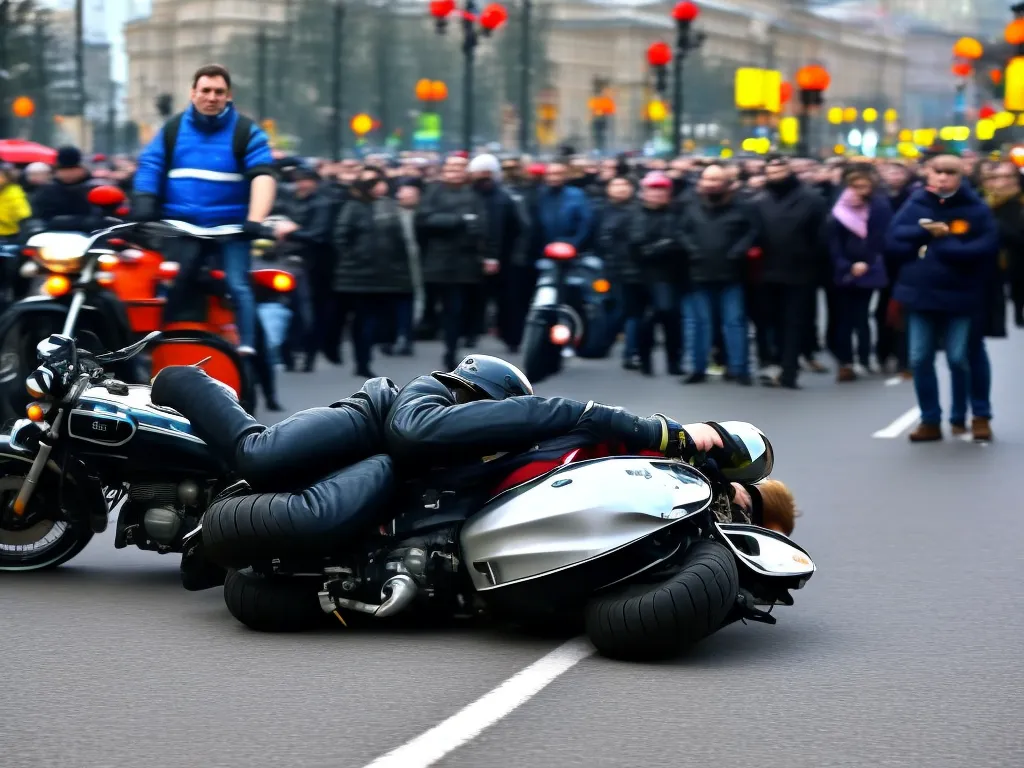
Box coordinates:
[716,523,815,577]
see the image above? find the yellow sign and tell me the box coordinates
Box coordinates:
[827,107,843,125]
[734,68,782,113]
[779,116,799,145]
[741,137,771,154]
[976,119,996,141]
[861,108,878,123]
[647,100,667,122]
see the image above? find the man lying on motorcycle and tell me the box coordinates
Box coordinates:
[151,354,771,543]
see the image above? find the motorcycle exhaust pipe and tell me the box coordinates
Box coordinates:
[318,574,418,618]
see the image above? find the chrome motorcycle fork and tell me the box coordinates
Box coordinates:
[61,291,87,336]
[12,407,65,516]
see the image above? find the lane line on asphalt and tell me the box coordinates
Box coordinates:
[359,637,595,768]
[873,406,921,439]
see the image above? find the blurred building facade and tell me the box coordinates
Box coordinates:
[122,0,966,152]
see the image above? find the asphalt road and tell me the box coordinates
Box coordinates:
[4,332,1023,768]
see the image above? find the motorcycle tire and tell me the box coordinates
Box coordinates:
[584,539,739,661]
[223,567,334,632]
[521,322,562,384]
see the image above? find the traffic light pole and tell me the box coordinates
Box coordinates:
[0,0,9,139]
[518,0,532,154]
[461,1,479,153]
[330,0,345,159]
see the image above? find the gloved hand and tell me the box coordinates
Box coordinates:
[242,220,275,241]
[649,414,712,460]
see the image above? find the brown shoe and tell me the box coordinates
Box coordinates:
[971,418,993,442]
[836,366,857,383]
[900,369,913,380]
[950,423,967,436]
[909,423,942,442]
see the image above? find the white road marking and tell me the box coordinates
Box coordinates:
[884,376,903,387]
[873,407,921,439]
[360,637,595,768]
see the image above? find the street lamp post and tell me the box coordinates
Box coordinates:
[669,1,705,156]
[0,0,10,139]
[429,1,507,152]
[330,0,345,159]
[518,0,532,154]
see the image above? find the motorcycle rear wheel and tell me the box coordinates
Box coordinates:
[584,539,739,661]
[223,567,335,632]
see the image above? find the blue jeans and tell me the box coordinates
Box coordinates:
[907,311,972,425]
[220,240,256,348]
[683,283,748,375]
[950,331,992,424]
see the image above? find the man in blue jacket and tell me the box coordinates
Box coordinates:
[133,63,294,355]
[885,155,999,442]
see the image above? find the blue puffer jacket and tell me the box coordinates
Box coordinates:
[885,185,999,315]
[133,104,274,227]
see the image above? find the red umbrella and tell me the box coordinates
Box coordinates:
[0,139,57,165]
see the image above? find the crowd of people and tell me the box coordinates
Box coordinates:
[1,75,1019,441]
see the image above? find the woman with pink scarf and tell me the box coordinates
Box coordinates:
[827,166,892,382]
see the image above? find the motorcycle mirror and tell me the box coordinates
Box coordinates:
[36,334,74,362]
[713,421,774,484]
[87,185,127,209]
[544,242,577,261]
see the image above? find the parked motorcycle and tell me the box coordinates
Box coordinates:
[521,242,612,383]
[0,331,240,571]
[190,422,815,661]
[0,207,296,419]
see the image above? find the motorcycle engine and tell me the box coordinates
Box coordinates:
[129,480,202,547]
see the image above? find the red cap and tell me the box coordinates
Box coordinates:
[527,162,547,176]
[641,171,673,189]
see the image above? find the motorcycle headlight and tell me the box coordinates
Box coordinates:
[25,367,54,399]
[25,233,91,274]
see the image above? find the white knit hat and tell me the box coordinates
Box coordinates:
[467,153,501,179]
[25,162,51,174]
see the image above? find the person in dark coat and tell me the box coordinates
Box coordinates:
[876,161,919,373]
[594,176,640,367]
[273,165,335,371]
[416,156,493,370]
[30,146,104,231]
[949,160,1018,441]
[626,171,686,376]
[679,163,758,384]
[827,166,891,382]
[331,166,414,377]
[885,155,999,442]
[465,153,529,352]
[749,155,829,389]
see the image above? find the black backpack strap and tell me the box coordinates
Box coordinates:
[232,115,255,173]
[159,112,184,203]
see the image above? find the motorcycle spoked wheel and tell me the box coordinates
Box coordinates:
[521,322,563,384]
[0,459,94,571]
[223,567,339,632]
[583,539,739,661]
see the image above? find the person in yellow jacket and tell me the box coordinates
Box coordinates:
[0,165,33,239]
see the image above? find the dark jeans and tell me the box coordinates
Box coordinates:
[756,283,817,385]
[624,281,681,370]
[332,292,381,369]
[950,330,992,424]
[833,287,873,367]
[433,283,474,366]
[374,292,415,348]
[682,283,748,376]
[907,311,971,425]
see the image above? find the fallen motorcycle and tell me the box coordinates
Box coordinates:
[0,331,238,571]
[189,422,815,661]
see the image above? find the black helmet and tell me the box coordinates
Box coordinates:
[433,354,534,402]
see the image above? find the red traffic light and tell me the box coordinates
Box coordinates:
[672,1,699,23]
[429,0,455,19]
[480,3,507,31]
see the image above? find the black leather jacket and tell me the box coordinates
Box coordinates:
[151,367,665,497]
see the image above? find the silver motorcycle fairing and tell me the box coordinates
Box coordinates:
[460,456,712,592]
[714,522,815,581]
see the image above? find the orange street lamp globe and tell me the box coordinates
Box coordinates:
[415,79,433,101]
[779,81,793,105]
[647,41,672,67]
[796,64,830,92]
[1006,19,1024,46]
[990,68,1004,85]
[952,37,983,60]
[952,61,973,78]
[12,96,35,118]
[429,80,448,101]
